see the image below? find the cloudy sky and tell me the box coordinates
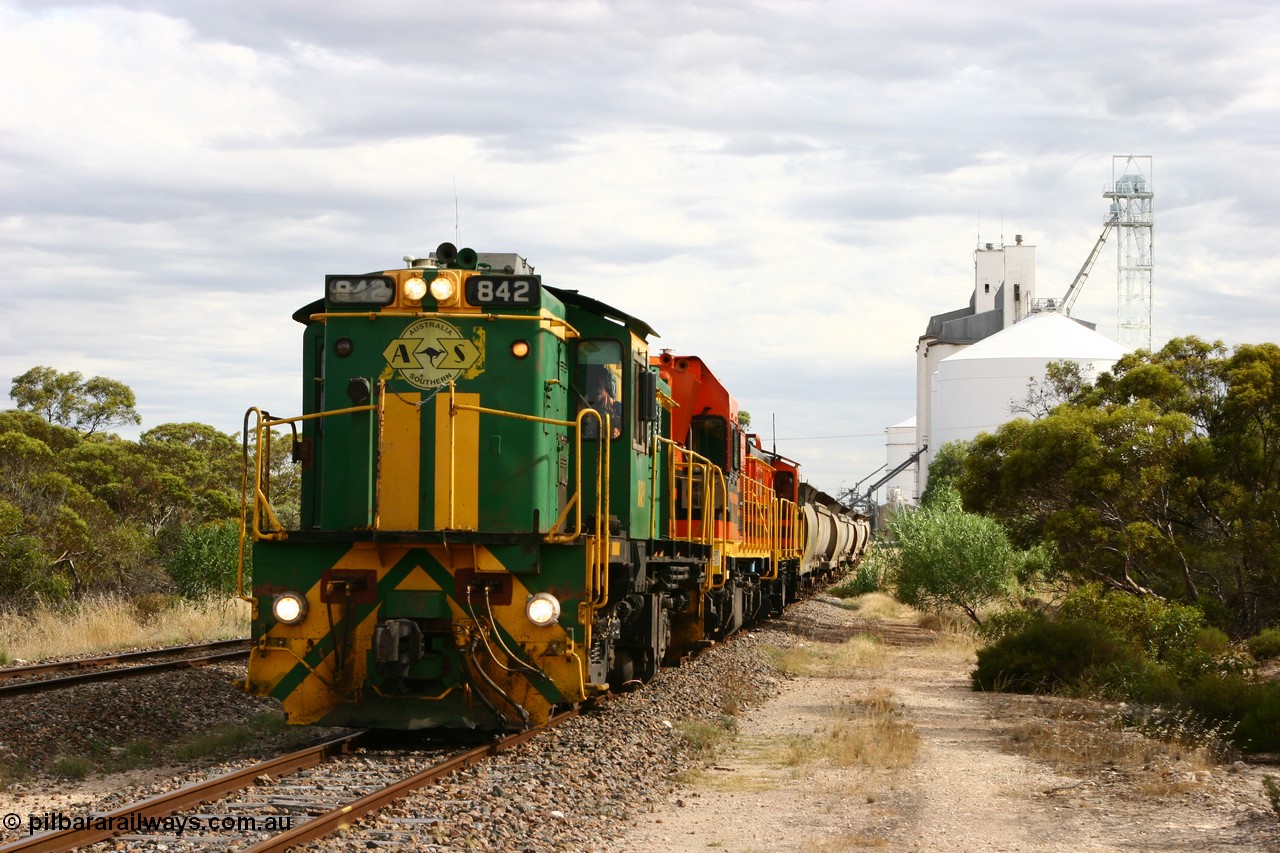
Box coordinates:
[2,0,1278,498]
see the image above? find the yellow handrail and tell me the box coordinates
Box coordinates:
[308,309,580,339]
[651,436,729,592]
[237,403,378,602]
[444,387,612,610]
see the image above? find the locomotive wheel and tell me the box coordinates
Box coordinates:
[612,650,638,689]
[644,606,672,680]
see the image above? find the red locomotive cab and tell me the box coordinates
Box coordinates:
[763,448,803,560]
[654,352,744,544]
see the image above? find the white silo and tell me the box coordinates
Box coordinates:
[883,416,918,505]
[931,311,1129,451]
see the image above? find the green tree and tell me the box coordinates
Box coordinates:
[921,439,972,506]
[1010,359,1089,418]
[10,366,141,435]
[0,409,83,451]
[0,499,63,600]
[959,337,1280,632]
[163,520,245,599]
[140,423,242,525]
[887,487,1025,625]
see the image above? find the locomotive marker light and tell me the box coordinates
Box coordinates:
[272,592,308,625]
[525,592,561,626]
[511,340,530,358]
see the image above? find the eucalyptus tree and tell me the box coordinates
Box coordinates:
[959,337,1280,631]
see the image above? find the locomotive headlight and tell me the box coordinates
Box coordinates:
[403,276,428,301]
[429,276,456,302]
[272,592,308,625]
[525,592,561,627]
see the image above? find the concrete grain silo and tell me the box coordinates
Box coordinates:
[930,310,1129,452]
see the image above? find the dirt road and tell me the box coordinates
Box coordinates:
[612,597,1280,852]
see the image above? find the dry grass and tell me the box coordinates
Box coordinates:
[764,636,888,678]
[929,629,980,663]
[836,592,918,622]
[676,716,739,765]
[0,594,249,662]
[781,690,920,771]
[1003,700,1222,777]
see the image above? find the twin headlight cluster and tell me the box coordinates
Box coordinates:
[402,274,457,305]
[324,273,457,307]
[271,591,562,627]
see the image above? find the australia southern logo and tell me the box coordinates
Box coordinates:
[382,319,485,389]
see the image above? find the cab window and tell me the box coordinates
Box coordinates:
[576,340,623,441]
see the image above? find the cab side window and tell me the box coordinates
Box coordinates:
[576,341,623,441]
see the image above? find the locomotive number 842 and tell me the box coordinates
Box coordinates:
[239,242,869,730]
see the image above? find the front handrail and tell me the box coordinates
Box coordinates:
[238,403,378,602]
[307,309,580,340]
[764,497,801,581]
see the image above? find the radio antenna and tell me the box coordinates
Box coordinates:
[453,178,460,245]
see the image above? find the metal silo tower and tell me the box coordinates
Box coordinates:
[1105,155,1154,350]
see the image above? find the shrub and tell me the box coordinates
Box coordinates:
[162,520,246,599]
[1177,673,1280,753]
[1058,583,1216,682]
[1193,626,1230,657]
[888,487,1022,624]
[1247,627,1280,661]
[1236,682,1280,754]
[976,607,1043,644]
[972,619,1145,695]
[830,549,891,597]
[1263,776,1280,819]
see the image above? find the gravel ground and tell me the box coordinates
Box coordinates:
[616,596,1280,853]
[2,600,1277,852]
[301,631,782,852]
[0,627,782,851]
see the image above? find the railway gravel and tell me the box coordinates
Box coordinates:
[298,632,782,852]
[2,599,1277,851]
[0,625,781,851]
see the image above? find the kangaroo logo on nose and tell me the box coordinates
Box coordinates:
[383,319,486,389]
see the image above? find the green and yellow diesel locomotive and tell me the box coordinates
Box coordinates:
[238,243,868,730]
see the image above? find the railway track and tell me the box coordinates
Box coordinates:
[0,710,577,852]
[0,639,250,697]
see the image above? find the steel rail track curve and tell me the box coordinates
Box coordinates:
[0,709,579,852]
[0,732,367,853]
[242,708,579,852]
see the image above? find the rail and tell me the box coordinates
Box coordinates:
[0,732,368,852]
[767,496,802,581]
[242,708,579,852]
[0,708,580,852]
[306,308,579,341]
[0,640,250,698]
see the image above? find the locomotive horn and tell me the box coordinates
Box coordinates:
[435,242,458,265]
[457,247,478,269]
